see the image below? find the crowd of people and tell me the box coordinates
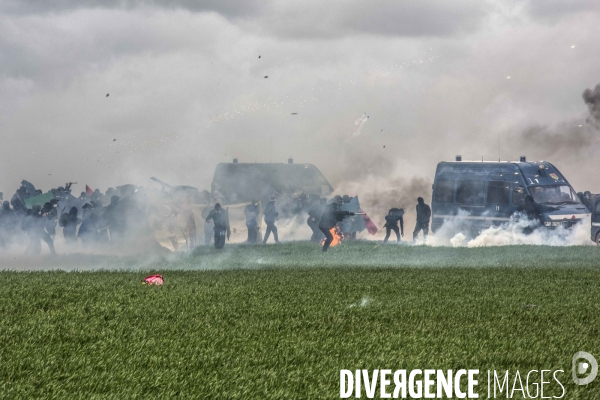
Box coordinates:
[203,192,432,252]
[0,180,156,254]
[0,179,433,255]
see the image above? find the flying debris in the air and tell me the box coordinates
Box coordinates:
[264,76,268,78]
[291,113,298,115]
[113,139,116,141]
[106,93,109,97]
[383,145,386,148]
[258,55,261,58]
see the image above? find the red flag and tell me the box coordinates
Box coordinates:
[85,185,93,196]
[361,211,378,235]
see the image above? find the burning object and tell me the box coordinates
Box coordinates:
[322,226,344,247]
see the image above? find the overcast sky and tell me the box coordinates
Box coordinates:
[1,0,600,198]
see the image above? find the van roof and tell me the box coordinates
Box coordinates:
[211,162,333,204]
[435,161,568,186]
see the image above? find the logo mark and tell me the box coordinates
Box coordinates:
[572,351,598,385]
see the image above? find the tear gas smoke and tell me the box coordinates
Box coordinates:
[2,73,599,266]
[272,216,313,241]
[423,214,592,247]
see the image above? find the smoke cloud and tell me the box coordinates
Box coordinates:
[2,3,600,261]
[424,216,591,247]
[507,83,600,192]
[583,83,600,124]
[334,175,431,239]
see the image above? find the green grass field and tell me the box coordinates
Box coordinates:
[1,242,600,399]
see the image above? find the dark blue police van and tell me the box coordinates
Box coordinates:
[431,156,590,235]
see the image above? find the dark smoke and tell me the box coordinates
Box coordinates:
[583,83,600,124]
[517,121,598,158]
[509,83,600,192]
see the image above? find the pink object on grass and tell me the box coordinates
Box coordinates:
[142,274,164,285]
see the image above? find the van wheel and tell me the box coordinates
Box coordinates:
[597,233,600,246]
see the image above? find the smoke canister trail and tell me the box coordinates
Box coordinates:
[353,113,369,137]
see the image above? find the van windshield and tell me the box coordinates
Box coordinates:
[528,185,580,204]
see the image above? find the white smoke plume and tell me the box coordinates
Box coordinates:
[352,112,369,137]
[423,214,592,247]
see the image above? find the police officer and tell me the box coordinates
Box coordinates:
[205,203,228,249]
[244,200,260,244]
[383,208,404,243]
[413,197,431,241]
[262,197,279,244]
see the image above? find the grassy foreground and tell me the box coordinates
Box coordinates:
[1,243,600,398]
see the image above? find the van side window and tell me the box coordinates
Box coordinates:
[596,202,600,213]
[512,186,525,205]
[434,180,454,203]
[487,181,510,205]
[456,181,485,205]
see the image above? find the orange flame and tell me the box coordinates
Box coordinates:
[321,226,344,247]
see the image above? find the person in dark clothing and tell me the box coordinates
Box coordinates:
[307,198,326,242]
[20,180,36,198]
[205,203,228,249]
[583,191,592,210]
[91,189,104,204]
[318,201,355,252]
[11,188,27,214]
[0,201,17,229]
[43,202,58,239]
[23,205,56,255]
[77,203,96,246]
[103,195,126,241]
[262,198,279,244]
[413,197,431,241]
[244,200,260,244]
[60,206,82,245]
[0,201,17,248]
[383,208,404,243]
